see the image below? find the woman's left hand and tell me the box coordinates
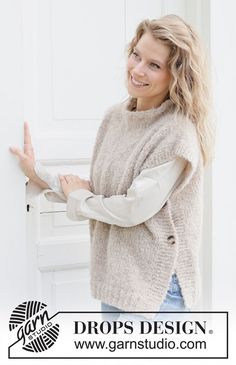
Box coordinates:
[59,174,92,198]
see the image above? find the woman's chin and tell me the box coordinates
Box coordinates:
[127,85,143,98]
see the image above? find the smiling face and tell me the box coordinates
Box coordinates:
[126,31,172,111]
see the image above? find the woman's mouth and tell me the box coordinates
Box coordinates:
[130,75,149,88]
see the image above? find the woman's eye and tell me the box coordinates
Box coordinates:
[151,63,160,69]
[132,51,160,69]
[132,51,139,57]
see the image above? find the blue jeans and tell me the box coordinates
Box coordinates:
[101,273,190,322]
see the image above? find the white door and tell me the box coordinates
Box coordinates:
[1,0,212,342]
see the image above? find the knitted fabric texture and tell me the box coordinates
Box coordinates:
[89,97,204,320]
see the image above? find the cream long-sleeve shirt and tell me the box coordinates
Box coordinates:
[26,157,187,227]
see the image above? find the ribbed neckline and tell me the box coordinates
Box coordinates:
[121,96,174,126]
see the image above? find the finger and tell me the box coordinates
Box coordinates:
[59,175,66,184]
[24,122,35,157]
[59,175,71,181]
[59,176,70,189]
[9,146,26,160]
[64,176,73,183]
[24,122,32,146]
[64,174,75,183]
[24,143,34,157]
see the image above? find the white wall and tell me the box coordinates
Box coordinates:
[0,0,28,362]
[211,0,236,311]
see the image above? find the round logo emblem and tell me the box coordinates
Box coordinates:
[9,301,59,352]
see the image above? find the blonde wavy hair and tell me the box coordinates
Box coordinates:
[125,14,215,166]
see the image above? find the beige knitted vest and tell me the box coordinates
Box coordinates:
[89,96,203,319]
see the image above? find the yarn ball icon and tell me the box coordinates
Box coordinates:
[9,301,59,352]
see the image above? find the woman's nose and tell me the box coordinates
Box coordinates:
[133,63,146,77]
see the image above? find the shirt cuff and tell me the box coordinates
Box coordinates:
[66,189,95,221]
[34,161,61,191]
[34,161,67,203]
[26,179,43,206]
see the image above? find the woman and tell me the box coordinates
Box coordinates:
[10,15,214,322]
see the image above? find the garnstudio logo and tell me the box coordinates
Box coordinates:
[9,301,59,352]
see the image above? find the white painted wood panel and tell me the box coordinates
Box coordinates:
[34,0,128,159]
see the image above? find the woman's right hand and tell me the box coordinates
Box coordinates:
[10,122,36,179]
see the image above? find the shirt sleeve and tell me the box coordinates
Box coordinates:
[33,161,67,203]
[66,157,187,227]
[25,162,87,221]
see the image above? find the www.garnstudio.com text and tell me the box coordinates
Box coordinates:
[73,319,207,352]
